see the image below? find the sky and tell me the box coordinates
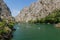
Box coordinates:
[4,0,37,17]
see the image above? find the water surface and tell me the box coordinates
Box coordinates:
[12,23,60,40]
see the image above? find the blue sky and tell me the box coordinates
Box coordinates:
[4,0,37,17]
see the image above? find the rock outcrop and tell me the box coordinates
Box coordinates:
[0,0,15,40]
[16,0,60,22]
[0,0,13,21]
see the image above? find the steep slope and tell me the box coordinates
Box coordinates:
[0,0,13,21]
[0,0,15,40]
[16,0,60,23]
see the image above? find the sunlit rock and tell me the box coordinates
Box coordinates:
[16,0,60,23]
[0,0,13,21]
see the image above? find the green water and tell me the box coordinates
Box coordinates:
[12,23,60,40]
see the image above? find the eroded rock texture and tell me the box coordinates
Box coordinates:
[16,0,60,22]
[0,0,13,21]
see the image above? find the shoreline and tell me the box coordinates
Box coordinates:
[0,27,16,40]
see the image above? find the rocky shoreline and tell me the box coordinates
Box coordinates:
[0,27,16,40]
[0,31,13,40]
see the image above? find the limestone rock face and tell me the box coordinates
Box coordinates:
[0,0,13,21]
[16,0,60,22]
[0,0,15,40]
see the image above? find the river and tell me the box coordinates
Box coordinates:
[11,23,60,40]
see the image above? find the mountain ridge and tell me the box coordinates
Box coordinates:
[16,0,60,23]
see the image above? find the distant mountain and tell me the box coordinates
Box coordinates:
[16,0,60,23]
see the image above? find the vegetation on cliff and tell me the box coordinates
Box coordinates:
[40,9,60,24]
[0,0,15,40]
[0,19,15,40]
[28,9,60,24]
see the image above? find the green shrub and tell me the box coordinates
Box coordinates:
[0,19,15,34]
[0,22,5,27]
[8,21,15,28]
[39,9,60,24]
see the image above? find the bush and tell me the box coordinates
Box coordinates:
[8,21,15,29]
[0,22,5,27]
[0,19,15,34]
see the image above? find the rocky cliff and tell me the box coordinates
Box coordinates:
[16,0,60,23]
[0,0,13,21]
[0,0,15,40]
